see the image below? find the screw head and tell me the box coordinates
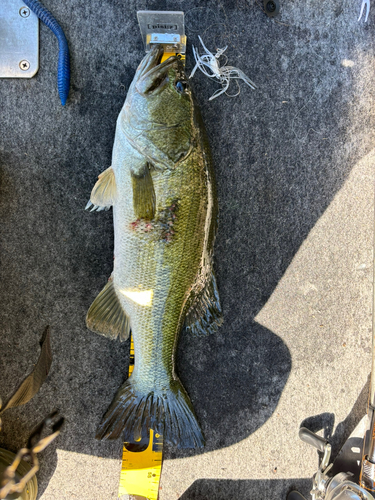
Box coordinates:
[263,0,280,17]
[19,6,30,17]
[19,60,30,71]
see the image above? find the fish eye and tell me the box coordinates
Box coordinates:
[175,80,188,93]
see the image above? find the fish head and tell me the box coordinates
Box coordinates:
[123,46,195,166]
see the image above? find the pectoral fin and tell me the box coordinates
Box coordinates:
[131,163,156,220]
[184,271,223,336]
[86,279,130,341]
[86,167,117,212]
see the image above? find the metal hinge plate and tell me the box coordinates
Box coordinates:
[0,0,39,78]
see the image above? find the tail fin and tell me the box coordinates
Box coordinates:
[96,378,204,448]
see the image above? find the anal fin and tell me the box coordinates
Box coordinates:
[86,279,130,341]
[131,163,155,220]
[86,166,117,212]
[184,271,223,336]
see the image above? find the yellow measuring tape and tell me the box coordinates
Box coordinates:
[118,429,163,500]
[160,49,186,64]
[118,335,163,500]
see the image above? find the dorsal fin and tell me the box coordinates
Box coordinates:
[184,271,223,336]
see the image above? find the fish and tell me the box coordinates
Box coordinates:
[85,45,223,448]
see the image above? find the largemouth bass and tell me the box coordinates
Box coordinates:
[86,46,223,448]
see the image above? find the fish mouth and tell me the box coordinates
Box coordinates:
[136,45,179,96]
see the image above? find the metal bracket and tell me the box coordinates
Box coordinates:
[0,0,39,78]
[137,11,186,54]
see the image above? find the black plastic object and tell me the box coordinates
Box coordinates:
[263,0,280,17]
[299,427,328,453]
[287,492,307,500]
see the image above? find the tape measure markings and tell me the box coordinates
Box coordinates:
[118,335,164,500]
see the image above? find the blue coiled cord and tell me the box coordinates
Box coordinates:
[23,0,70,106]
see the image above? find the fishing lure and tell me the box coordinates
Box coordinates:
[22,0,70,105]
[358,0,370,21]
[190,36,257,100]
